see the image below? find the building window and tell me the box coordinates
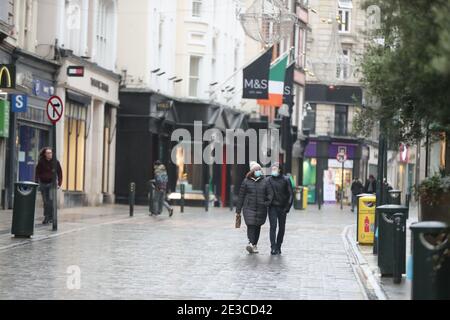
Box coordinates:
[294,26,307,69]
[336,49,350,80]
[189,56,201,97]
[302,103,316,135]
[0,0,14,25]
[338,9,351,32]
[63,101,87,191]
[335,105,348,136]
[192,0,202,18]
[338,0,353,9]
[95,0,115,70]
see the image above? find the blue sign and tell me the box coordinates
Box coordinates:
[11,94,28,113]
[33,79,54,99]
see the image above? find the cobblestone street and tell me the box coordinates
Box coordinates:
[0,205,366,300]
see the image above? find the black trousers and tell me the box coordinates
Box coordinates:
[247,225,261,245]
[39,183,53,219]
[269,206,287,250]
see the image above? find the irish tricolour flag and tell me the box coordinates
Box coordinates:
[257,54,288,106]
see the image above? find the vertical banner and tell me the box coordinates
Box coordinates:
[0,100,10,138]
[242,46,273,99]
[282,62,295,106]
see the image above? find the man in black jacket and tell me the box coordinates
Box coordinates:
[267,162,293,255]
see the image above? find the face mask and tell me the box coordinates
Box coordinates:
[271,170,279,177]
[254,170,262,178]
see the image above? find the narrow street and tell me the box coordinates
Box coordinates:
[0,205,365,300]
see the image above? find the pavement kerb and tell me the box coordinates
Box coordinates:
[342,224,388,300]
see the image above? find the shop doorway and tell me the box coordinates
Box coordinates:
[17,125,49,182]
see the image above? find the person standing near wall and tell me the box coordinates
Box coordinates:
[35,147,62,225]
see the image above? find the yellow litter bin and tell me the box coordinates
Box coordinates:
[357,195,376,245]
[302,187,308,210]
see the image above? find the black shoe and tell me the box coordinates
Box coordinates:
[42,218,49,225]
[169,208,174,217]
[276,248,282,255]
[271,249,277,255]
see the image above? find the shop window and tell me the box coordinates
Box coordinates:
[335,105,348,136]
[63,101,87,191]
[175,142,204,192]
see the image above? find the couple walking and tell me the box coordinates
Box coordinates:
[235,162,293,255]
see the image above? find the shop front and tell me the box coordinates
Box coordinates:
[303,138,364,205]
[5,49,58,208]
[116,90,249,206]
[55,52,120,207]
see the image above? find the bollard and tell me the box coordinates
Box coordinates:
[318,187,322,211]
[204,184,210,212]
[180,183,185,213]
[129,182,135,217]
[393,213,406,284]
[229,184,234,211]
[148,180,154,214]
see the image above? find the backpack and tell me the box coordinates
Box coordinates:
[155,171,168,190]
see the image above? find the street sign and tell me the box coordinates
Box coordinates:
[67,66,85,77]
[336,153,347,163]
[46,96,64,124]
[11,94,28,113]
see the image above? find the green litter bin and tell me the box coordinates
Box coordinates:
[11,182,39,238]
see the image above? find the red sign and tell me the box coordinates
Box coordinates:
[46,96,64,124]
[67,66,85,77]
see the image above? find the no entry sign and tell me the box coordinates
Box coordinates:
[46,96,64,124]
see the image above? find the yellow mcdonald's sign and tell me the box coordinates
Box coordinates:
[0,64,16,89]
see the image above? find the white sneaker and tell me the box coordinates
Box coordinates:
[252,245,259,253]
[246,243,254,254]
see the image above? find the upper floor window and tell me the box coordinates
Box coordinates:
[189,56,201,97]
[302,103,316,135]
[338,9,351,33]
[336,49,350,80]
[95,0,115,70]
[335,105,348,136]
[295,25,307,69]
[338,0,353,9]
[192,0,202,18]
[0,0,14,25]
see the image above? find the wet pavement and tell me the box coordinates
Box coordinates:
[0,204,367,300]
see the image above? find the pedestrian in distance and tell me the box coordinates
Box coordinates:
[350,177,364,212]
[236,162,272,254]
[364,174,377,194]
[151,160,173,217]
[35,147,62,225]
[266,162,293,255]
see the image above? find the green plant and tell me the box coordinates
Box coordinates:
[415,171,450,206]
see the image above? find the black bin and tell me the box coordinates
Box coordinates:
[293,186,303,210]
[11,182,39,238]
[376,204,409,276]
[410,221,450,300]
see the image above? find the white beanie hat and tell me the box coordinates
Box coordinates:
[249,161,261,171]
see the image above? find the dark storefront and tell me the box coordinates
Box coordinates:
[5,49,59,208]
[116,90,250,206]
